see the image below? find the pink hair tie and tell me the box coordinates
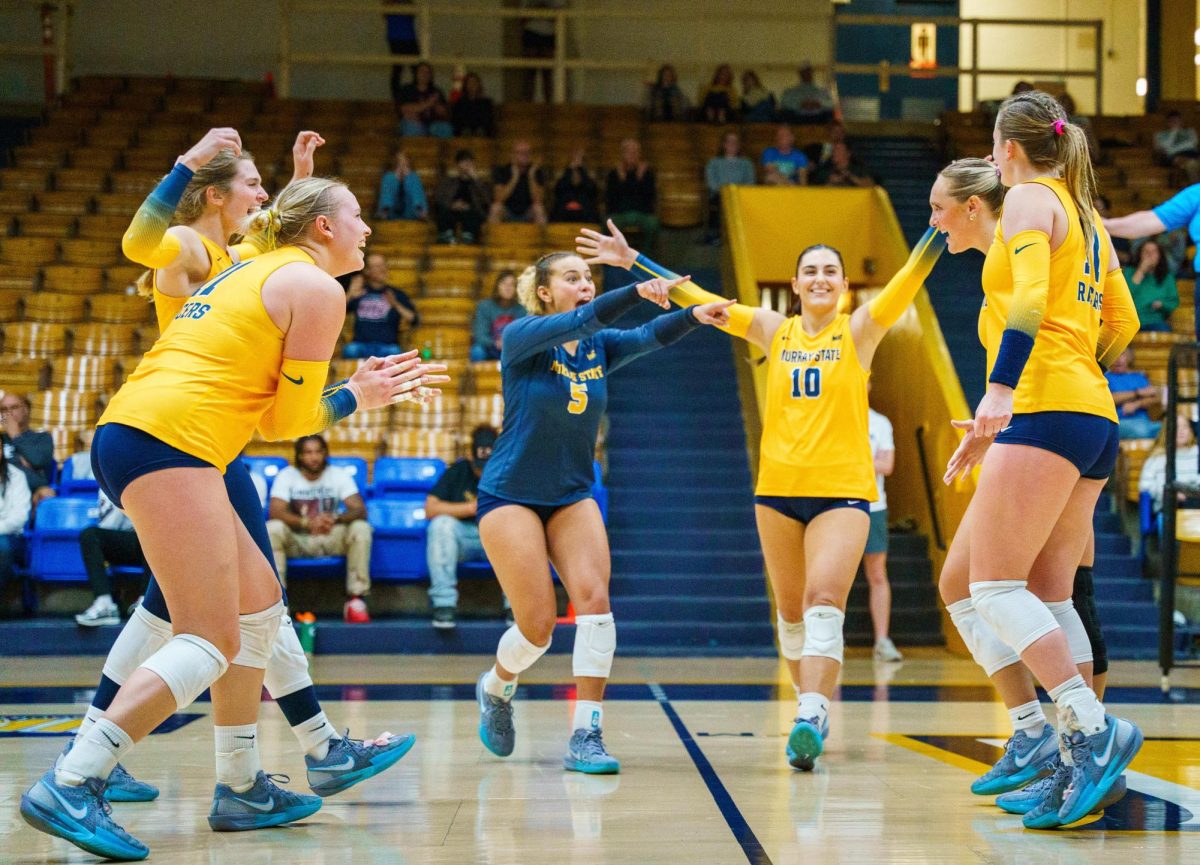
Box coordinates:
[1053,118,1066,136]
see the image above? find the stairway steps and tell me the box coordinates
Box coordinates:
[612,595,769,622]
[612,574,768,597]
[1093,554,1142,580]
[1092,577,1155,602]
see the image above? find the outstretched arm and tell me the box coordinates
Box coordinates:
[849,226,947,359]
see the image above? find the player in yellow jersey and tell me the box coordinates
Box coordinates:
[930,157,1136,813]
[20,173,446,861]
[578,219,945,772]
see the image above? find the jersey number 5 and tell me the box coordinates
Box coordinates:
[568,382,589,414]
[791,367,821,399]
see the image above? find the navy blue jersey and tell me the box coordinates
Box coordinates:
[480,284,699,505]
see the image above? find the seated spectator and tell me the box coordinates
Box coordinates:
[376,149,428,221]
[1124,239,1177,332]
[451,72,496,137]
[490,139,547,224]
[75,489,147,628]
[1154,111,1200,185]
[1139,411,1200,513]
[779,62,834,124]
[435,148,491,244]
[1,392,55,505]
[761,124,809,186]
[425,425,503,629]
[345,252,419,358]
[267,435,374,623]
[704,131,755,243]
[698,64,737,124]
[606,138,659,248]
[817,121,847,164]
[645,64,689,122]
[1106,349,1164,440]
[550,147,600,223]
[395,61,453,137]
[471,271,527,361]
[740,70,776,123]
[811,141,874,188]
[0,443,31,602]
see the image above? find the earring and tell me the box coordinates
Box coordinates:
[969,213,976,222]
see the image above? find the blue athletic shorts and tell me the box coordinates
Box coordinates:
[754,495,870,525]
[91,423,213,508]
[476,490,590,525]
[994,411,1120,480]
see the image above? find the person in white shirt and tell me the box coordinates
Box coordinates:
[75,488,148,627]
[1138,410,1200,513]
[865,403,901,662]
[266,435,374,623]
[0,444,32,602]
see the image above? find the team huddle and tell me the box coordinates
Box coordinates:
[18,89,1143,860]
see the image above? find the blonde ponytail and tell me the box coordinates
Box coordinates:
[1059,122,1098,250]
[238,177,344,252]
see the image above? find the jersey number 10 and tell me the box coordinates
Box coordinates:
[791,367,822,399]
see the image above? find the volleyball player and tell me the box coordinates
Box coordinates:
[472,252,732,774]
[578,219,945,772]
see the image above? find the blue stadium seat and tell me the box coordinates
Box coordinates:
[242,456,288,498]
[328,456,369,494]
[372,457,446,496]
[58,452,99,497]
[368,496,427,582]
[288,556,347,581]
[26,497,96,582]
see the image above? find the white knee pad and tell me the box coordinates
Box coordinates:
[496,624,551,676]
[1045,599,1094,666]
[101,605,173,686]
[140,633,229,709]
[777,614,805,661]
[801,605,845,663]
[970,581,1059,655]
[572,613,616,678]
[231,600,285,670]
[946,597,1020,676]
[262,614,314,699]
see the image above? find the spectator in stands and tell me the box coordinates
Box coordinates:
[704,131,755,243]
[1106,348,1164,440]
[451,72,496,137]
[345,252,419,358]
[864,396,901,663]
[267,435,374,623]
[550,147,600,223]
[779,62,834,124]
[385,0,419,101]
[698,64,737,124]
[375,149,428,221]
[435,148,491,244]
[425,425,502,629]
[645,64,689,122]
[0,392,55,505]
[1124,239,1178,332]
[471,271,528,361]
[490,139,548,225]
[1154,111,1200,185]
[811,141,874,188]
[395,61,453,138]
[1139,410,1200,513]
[0,442,31,603]
[74,490,147,628]
[605,138,659,248]
[740,70,776,123]
[761,124,809,186]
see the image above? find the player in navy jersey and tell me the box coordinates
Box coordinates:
[473,252,733,773]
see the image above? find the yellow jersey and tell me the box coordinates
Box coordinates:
[100,247,312,469]
[756,314,876,500]
[151,232,233,334]
[979,177,1116,421]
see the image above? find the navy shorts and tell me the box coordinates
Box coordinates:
[755,495,870,525]
[91,423,213,508]
[994,411,1120,480]
[476,490,590,525]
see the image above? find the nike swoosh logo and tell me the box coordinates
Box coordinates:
[235,735,256,741]
[1013,745,1040,768]
[281,372,305,386]
[1014,243,1035,255]
[1095,725,1118,767]
[306,722,328,734]
[231,795,276,812]
[1017,712,1035,721]
[312,756,356,773]
[45,781,89,820]
[101,731,121,749]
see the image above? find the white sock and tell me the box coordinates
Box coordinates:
[73,705,106,746]
[95,594,114,608]
[484,667,517,701]
[57,718,131,785]
[573,700,603,733]
[293,711,339,760]
[797,692,830,728]
[1009,700,1046,735]
[1048,674,1107,735]
[214,724,261,793]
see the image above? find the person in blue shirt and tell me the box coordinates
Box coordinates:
[472,245,732,774]
[761,124,809,186]
[376,149,428,221]
[1105,348,1163,440]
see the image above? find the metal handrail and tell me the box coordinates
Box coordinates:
[913,424,946,551]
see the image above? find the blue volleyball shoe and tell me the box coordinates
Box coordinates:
[477,672,516,757]
[1057,716,1143,826]
[786,715,829,771]
[305,730,416,797]
[60,740,159,803]
[996,757,1128,817]
[971,724,1058,795]
[563,728,621,775]
[207,771,322,832]
[1022,759,1073,829]
[20,769,149,861]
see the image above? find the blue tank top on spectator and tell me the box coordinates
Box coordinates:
[349,286,418,344]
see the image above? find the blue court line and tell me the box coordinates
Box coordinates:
[651,683,773,865]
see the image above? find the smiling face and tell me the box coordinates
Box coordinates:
[319,187,372,276]
[928,174,978,254]
[537,255,595,313]
[215,159,268,236]
[791,247,846,317]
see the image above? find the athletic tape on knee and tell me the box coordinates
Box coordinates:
[101,604,173,686]
[140,633,228,709]
[946,597,1020,676]
[970,581,1059,655]
[572,613,616,678]
[232,600,285,670]
[496,624,550,676]
[801,605,845,663]
[777,614,806,661]
[262,614,315,699]
[1045,599,1094,666]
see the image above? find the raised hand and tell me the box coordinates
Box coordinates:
[692,299,736,326]
[291,130,326,182]
[178,128,242,171]
[943,419,992,485]
[576,219,637,269]
[636,274,690,309]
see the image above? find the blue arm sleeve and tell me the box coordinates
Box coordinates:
[601,307,700,374]
[501,284,643,365]
[1152,184,1200,232]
